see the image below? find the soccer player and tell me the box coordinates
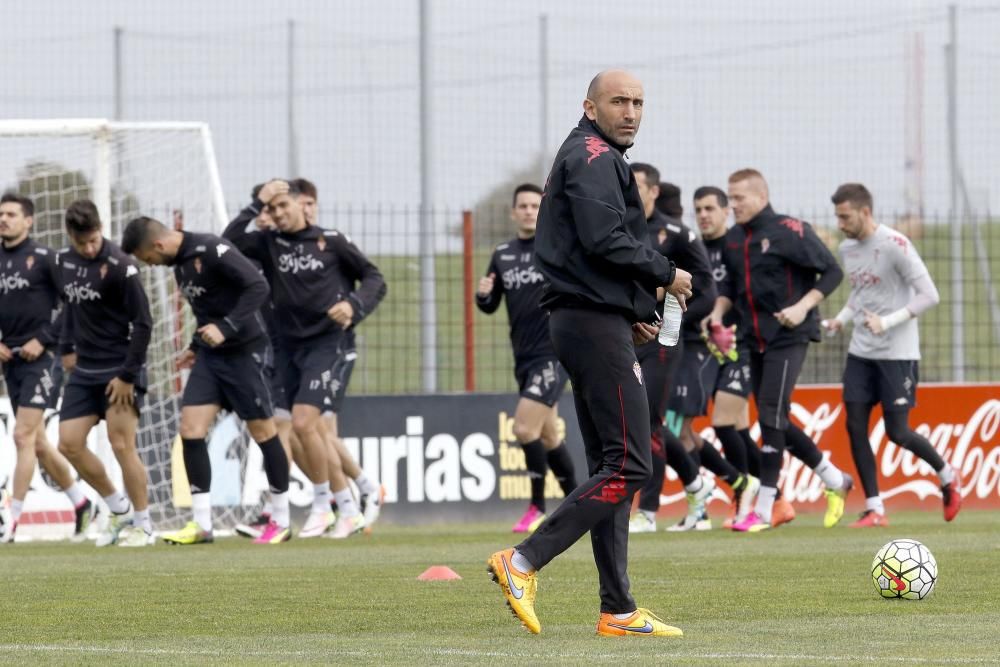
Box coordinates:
[291,177,387,531]
[476,183,579,533]
[709,170,853,532]
[694,185,793,528]
[0,193,97,543]
[825,183,961,525]
[487,69,693,637]
[628,163,720,533]
[224,179,386,538]
[54,199,154,546]
[121,216,294,544]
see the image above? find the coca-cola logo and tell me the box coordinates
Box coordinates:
[684,397,1000,508]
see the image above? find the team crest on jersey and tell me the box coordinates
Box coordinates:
[761,238,770,254]
[25,255,34,270]
[99,263,108,279]
[657,229,667,245]
[193,258,202,274]
[317,235,326,252]
[633,361,643,385]
[585,135,610,164]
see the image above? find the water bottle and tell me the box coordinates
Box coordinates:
[658,294,682,346]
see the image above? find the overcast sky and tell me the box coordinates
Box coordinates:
[2,0,998,233]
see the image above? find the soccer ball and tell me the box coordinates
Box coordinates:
[871,538,937,600]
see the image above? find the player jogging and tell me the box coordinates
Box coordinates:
[476,183,578,533]
[224,179,386,538]
[54,199,154,547]
[708,169,853,533]
[122,216,294,544]
[0,193,97,543]
[824,183,961,526]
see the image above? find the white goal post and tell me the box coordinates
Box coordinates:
[0,119,268,540]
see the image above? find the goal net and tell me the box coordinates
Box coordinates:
[0,119,263,539]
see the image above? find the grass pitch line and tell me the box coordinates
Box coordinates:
[1,644,995,664]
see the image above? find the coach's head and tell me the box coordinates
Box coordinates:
[583,69,644,148]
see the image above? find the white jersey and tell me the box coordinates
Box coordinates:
[839,225,932,360]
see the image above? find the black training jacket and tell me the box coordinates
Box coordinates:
[56,239,152,383]
[718,205,843,351]
[0,238,61,349]
[476,235,554,369]
[223,209,386,344]
[171,232,270,352]
[535,116,675,323]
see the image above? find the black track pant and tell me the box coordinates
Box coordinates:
[517,308,653,614]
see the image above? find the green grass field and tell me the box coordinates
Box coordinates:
[1,510,998,665]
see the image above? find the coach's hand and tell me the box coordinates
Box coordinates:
[257,179,289,205]
[176,349,196,370]
[19,338,44,361]
[666,268,693,310]
[0,343,12,363]
[477,273,496,297]
[631,322,658,345]
[62,353,77,372]
[106,378,135,407]
[197,324,226,347]
[328,300,354,329]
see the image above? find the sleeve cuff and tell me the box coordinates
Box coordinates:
[882,308,912,330]
[835,306,856,325]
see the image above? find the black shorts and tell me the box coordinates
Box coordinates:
[668,341,718,417]
[515,358,567,408]
[749,343,808,431]
[639,337,684,426]
[842,354,918,410]
[278,337,355,413]
[182,340,274,421]
[60,363,147,422]
[2,352,62,410]
[714,343,752,399]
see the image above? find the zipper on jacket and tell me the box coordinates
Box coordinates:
[743,229,764,352]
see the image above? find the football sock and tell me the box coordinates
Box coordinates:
[741,428,762,478]
[613,612,634,620]
[182,438,212,495]
[785,423,823,468]
[813,459,846,491]
[546,442,578,495]
[64,482,85,507]
[683,476,704,494]
[883,409,947,472]
[511,549,535,573]
[663,430,698,486]
[714,425,749,474]
[521,439,548,511]
[257,435,290,493]
[270,491,290,528]
[354,471,379,497]
[866,496,886,515]
[758,425,786,488]
[103,491,130,515]
[699,442,741,486]
[311,482,332,513]
[133,508,152,533]
[754,486,778,523]
[10,498,23,523]
[192,492,212,532]
[262,498,274,516]
[845,401,880,498]
[939,464,955,486]
[640,509,656,522]
[333,488,360,518]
